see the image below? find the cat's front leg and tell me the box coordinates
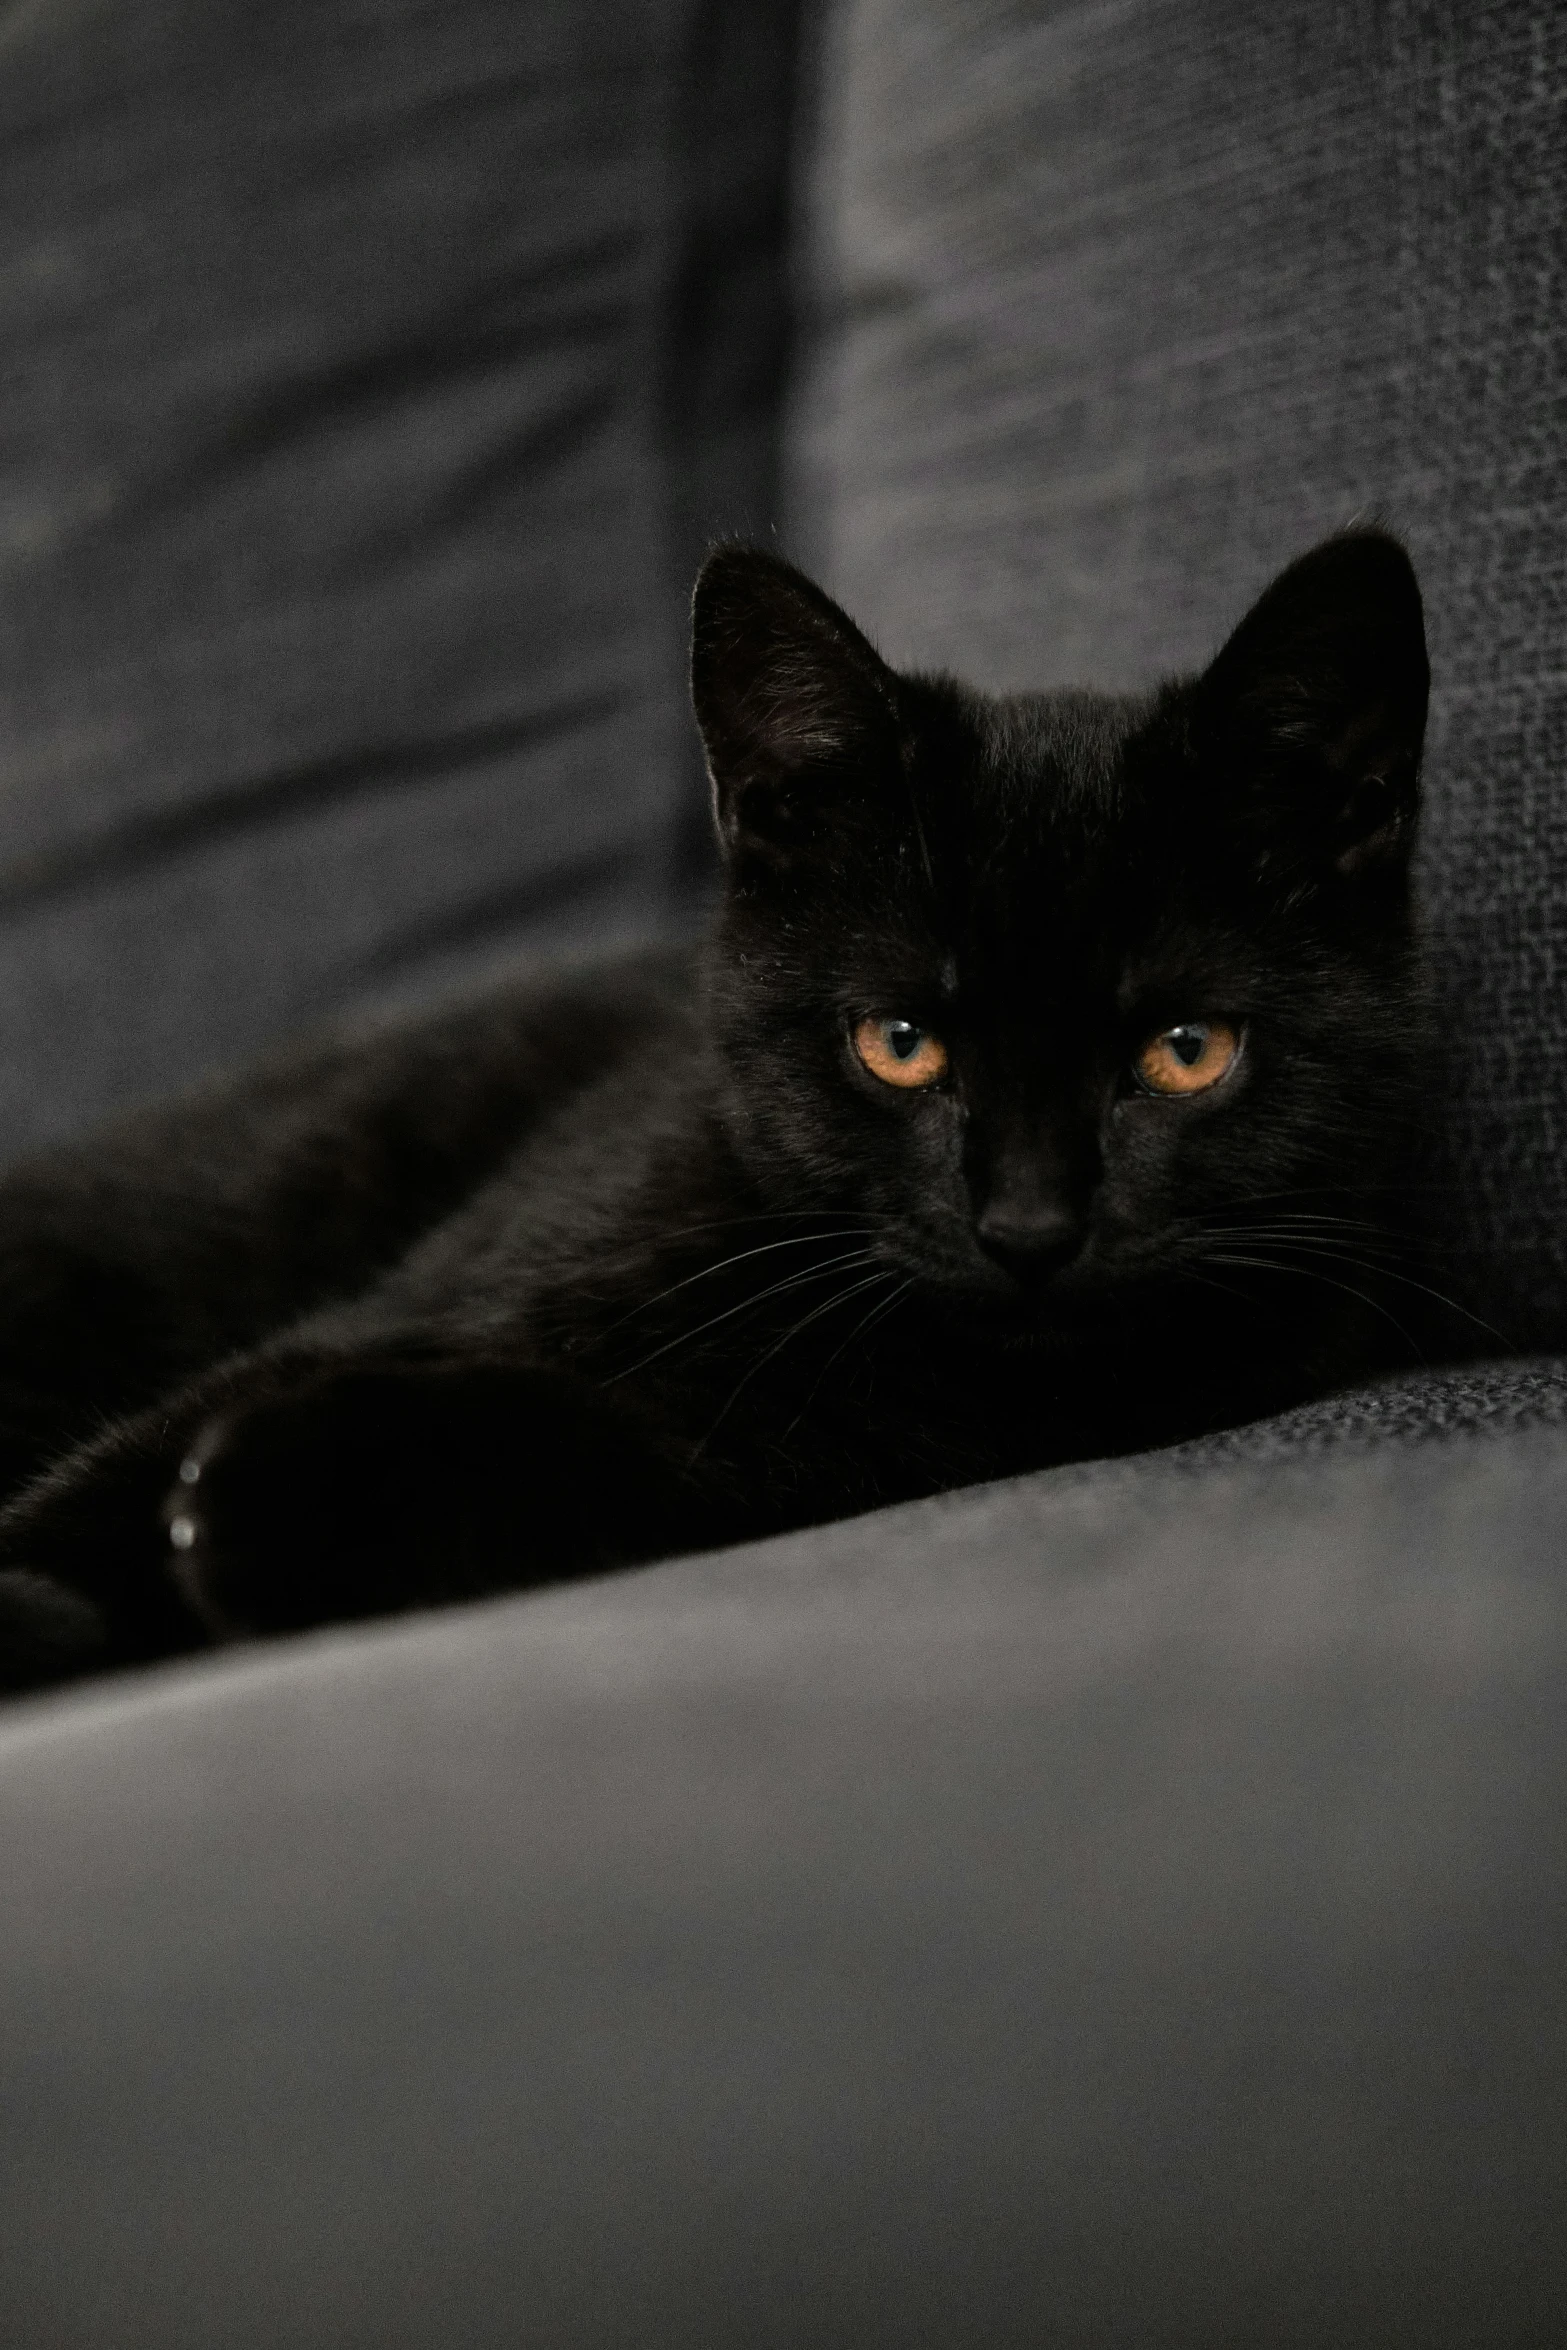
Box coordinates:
[167,1355,718,1639]
[0,1399,220,1688]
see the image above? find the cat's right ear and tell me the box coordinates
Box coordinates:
[690,546,902,872]
[1191,529,1430,891]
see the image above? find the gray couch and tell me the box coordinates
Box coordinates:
[3,4,1565,2341]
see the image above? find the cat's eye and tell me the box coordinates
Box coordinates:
[854,1017,949,1089]
[1135,1021,1240,1097]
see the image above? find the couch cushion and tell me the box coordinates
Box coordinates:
[2,1379,1565,2345]
[0,0,802,1156]
[1166,1348,1567,1461]
[791,0,1567,1347]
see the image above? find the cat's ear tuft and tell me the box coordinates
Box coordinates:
[1195,529,1430,887]
[690,546,901,869]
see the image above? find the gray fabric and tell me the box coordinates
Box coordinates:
[791,0,1567,1347]
[664,0,810,891]
[1164,1349,1567,1462]
[6,19,1565,2336]
[0,0,802,1155]
[2,1405,1565,2346]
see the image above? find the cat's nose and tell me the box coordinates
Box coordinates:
[975,1200,1083,1278]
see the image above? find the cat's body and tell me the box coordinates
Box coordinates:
[0,532,1436,1692]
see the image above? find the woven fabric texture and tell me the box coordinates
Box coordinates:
[792,0,1567,1347]
[0,0,800,1155]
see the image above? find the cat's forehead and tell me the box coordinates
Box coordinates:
[914,684,1166,971]
[978,686,1150,790]
[960,687,1154,840]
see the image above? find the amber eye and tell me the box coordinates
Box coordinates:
[1135,1020,1240,1096]
[854,1017,949,1089]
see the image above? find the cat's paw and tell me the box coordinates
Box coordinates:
[161,1359,676,1639]
[163,1369,466,1637]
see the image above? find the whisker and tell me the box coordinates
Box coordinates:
[1204,1249,1426,1363]
[1224,1184,1404,1212]
[780,1273,916,1444]
[1203,1234,1509,1347]
[1224,1220,1384,1237]
[1181,1266,1267,1314]
[594,1228,874,1340]
[691,1269,899,1460]
[854,1272,917,1347]
[1196,1224,1416,1265]
[601,1248,876,1385]
[1194,1212,1414,1247]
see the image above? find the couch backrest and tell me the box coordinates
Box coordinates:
[791,0,1567,1346]
[0,0,802,1158]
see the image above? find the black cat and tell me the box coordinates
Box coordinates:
[0,530,1434,1693]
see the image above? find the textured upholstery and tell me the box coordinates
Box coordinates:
[0,0,799,1157]
[1147,1349,1567,1461]
[3,1398,1565,2347]
[4,11,1566,2336]
[791,0,1567,1347]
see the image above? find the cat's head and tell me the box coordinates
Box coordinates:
[690,532,1429,1348]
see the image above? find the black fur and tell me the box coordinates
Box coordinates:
[0,532,1437,1692]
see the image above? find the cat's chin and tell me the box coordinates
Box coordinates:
[914,1272,1104,1348]
[914,1257,1188,1354]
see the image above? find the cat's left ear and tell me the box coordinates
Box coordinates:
[690,545,902,871]
[1193,530,1430,886]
